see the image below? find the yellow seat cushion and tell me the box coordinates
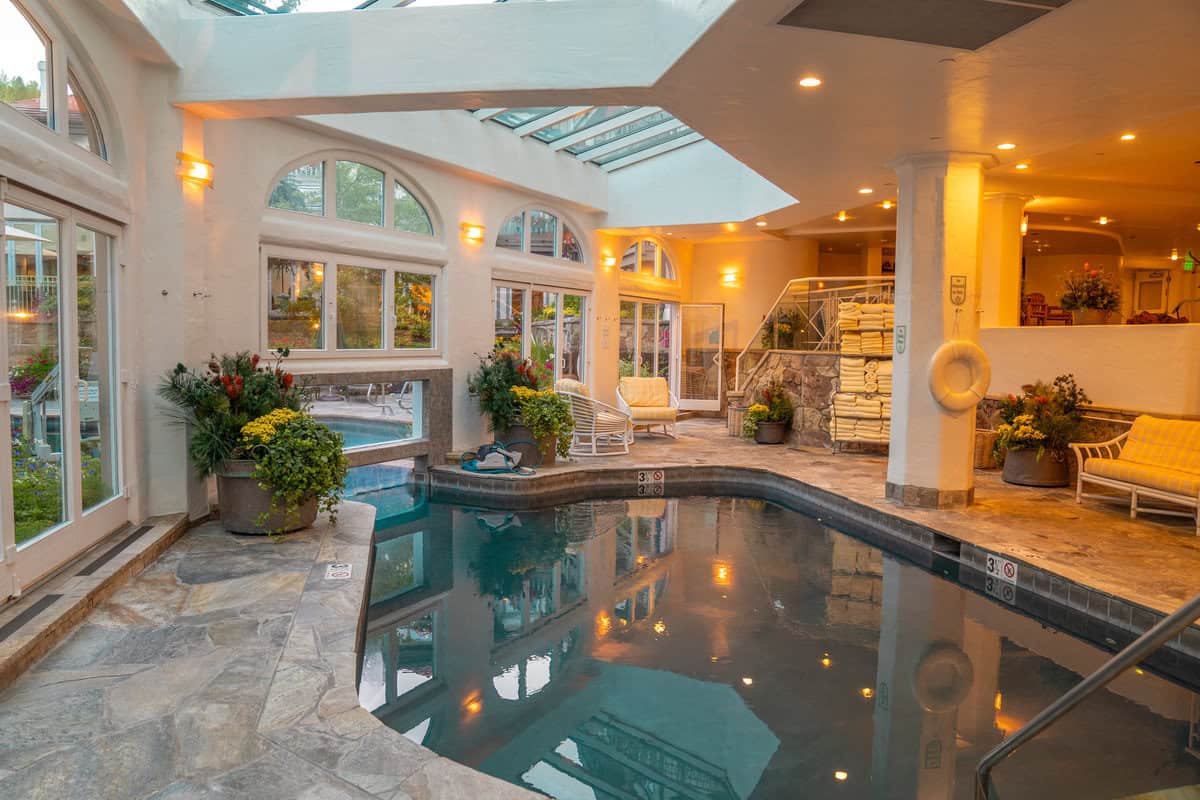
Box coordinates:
[1087,457,1200,497]
[1119,415,1200,474]
[619,377,671,408]
[629,406,677,423]
[554,378,590,397]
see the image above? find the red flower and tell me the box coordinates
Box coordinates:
[1007,393,1017,403]
[1035,396,1049,405]
[282,373,294,389]
[250,354,260,368]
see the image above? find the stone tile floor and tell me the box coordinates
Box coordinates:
[564,419,1200,616]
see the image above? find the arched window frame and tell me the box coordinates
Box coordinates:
[620,238,677,282]
[266,152,440,239]
[0,0,113,163]
[495,205,588,265]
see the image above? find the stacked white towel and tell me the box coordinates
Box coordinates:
[880,396,892,418]
[882,331,895,352]
[832,418,892,442]
[838,302,862,330]
[876,360,893,393]
[861,331,886,355]
[841,331,862,354]
[839,357,867,391]
[833,393,883,418]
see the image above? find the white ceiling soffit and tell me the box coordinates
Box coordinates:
[778,0,1072,51]
[170,0,737,117]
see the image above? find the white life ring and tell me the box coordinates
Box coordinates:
[912,641,974,713]
[928,339,991,413]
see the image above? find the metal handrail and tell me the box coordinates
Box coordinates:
[975,591,1200,799]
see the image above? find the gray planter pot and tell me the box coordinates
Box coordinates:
[1071,308,1110,325]
[1001,448,1069,487]
[754,421,788,445]
[496,424,557,467]
[215,459,317,535]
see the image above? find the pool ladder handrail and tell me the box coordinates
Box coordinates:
[975,591,1200,800]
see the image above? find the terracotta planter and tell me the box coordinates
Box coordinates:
[496,424,557,467]
[1001,448,1069,487]
[216,459,317,535]
[754,421,788,445]
[1071,308,1110,325]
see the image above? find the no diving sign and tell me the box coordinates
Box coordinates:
[985,553,1019,585]
[636,469,665,497]
[325,562,353,581]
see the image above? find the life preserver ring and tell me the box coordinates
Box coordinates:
[928,339,991,412]
[913,641,974,713]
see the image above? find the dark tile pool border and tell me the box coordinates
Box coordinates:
[429,464,1200,689]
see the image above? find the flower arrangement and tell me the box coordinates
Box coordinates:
[1058,266,1120,312]
[9,345,57,398]
[510,386,575,458]
[239,409,348,530]
[467,346,539,433]
[994,374,1089,460]
[741,380,795,438]
[158,349,305,477]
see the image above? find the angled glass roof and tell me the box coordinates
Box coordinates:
[207,0,536,14]
[474,106,704,172]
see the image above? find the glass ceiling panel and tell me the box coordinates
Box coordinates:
[531,106,637,143]
[564,110,674,155]
[207,0,518,14]
[593,125,694,166]
[490,107,564,128]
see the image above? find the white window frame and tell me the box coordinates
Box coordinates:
[619,295,679,391]
[261,245,442,359]
[620,239,676,281]
[495,208,587,264]
[493,280,590,384]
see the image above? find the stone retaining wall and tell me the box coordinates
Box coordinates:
[735,351,838,447]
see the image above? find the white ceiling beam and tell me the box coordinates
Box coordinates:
[575,119,685,162]
[602,132,704,172]
[473,108,507,121]
[548,106,664,151]
[511,106,594,137]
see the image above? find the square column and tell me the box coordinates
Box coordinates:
[979,193,1028,328]
[886,153,992,509]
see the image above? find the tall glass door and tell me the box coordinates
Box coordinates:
[1,188,125,592]
[493,283,589,387]
[619,298,675,389]
[678,304,724,411]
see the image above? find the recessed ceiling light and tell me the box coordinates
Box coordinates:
[834,771,849,782]
[1015,162,1030,170]
[1120,132,1136,141]
[1098,216,1108,225]
[858,187,873,195]
[798,76,822,88]
[1171,248,1180,261]
[997,142,1017,151]
[755,220,768,227]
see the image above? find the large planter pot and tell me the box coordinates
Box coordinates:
[1001,448,1069,487]
[754,421,788,445]
[216,459,317,535]
[496,424,557,467]
[1071,308,1110,325]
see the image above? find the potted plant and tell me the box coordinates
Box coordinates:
[159,350,349,534]
[741,380,794,444]
[509,386,574,465]
[467,344,538,433]
[1059,266,1120,325]
[993,374,1089,487]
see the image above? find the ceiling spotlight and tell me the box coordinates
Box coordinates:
[1120,132,1137,142]
[997,142,1017,151]
[741,676,754,686]
[756,220,768,227]
[858,187,874,195]
[1015,162,1030,170]
[860,687,874,699]
[1171,248,1180,261]
[837,211,848,222]
[882,200,893,210]
[798,76,822,88]
[834,771,849,782]
[1098,216,1108,225]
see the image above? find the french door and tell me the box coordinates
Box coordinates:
[493,282,589,386]
[678,303,724,411]
[1,183,126,594]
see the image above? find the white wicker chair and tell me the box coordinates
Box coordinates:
[554,379,632,456]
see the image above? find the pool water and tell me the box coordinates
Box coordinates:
[315,416,413,448]
[352,489,1200,800]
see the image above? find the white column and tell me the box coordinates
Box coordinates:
[886,152,992,509]
[979,193,1027,328]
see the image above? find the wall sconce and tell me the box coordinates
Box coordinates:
[603,255,617,269]
[460,222,485,243]
[176,152,213,187]
[1020,215,1029,236]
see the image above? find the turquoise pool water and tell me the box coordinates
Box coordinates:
[316,416,412,448]
[351,488,1200,800]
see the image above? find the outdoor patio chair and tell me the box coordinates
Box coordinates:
[617,376,679,438]
[555,379,632,456]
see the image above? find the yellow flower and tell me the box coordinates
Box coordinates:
[748,403,769,414]
[241,408,301,448]
[511,386,554,401]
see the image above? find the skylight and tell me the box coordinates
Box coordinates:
[474,106,704,171]
[207,0,554,13]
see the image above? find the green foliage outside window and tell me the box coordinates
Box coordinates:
[336,161,384,226]
[0,72,39,104]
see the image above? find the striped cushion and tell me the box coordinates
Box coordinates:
[1120,416,1200,475]
[619,377,670,408]
[629,406,677,423]
[554,378,590,397]
[1087,458,1200,497]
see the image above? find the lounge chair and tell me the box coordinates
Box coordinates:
[554,379,632,456]
[617,377,679,438]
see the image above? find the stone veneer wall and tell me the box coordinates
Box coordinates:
[736,352,838,447]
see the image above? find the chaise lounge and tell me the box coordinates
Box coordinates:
[1071,415,1200,534]
[617,376,679,438]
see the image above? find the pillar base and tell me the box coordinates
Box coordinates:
[886,482,974,509]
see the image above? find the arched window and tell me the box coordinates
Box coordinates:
[268,156,435,236]
[1,0,108,159]
[496,208,585,263]
[621,239,675,280]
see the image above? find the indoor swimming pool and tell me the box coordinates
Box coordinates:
[350,486,1200,800]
